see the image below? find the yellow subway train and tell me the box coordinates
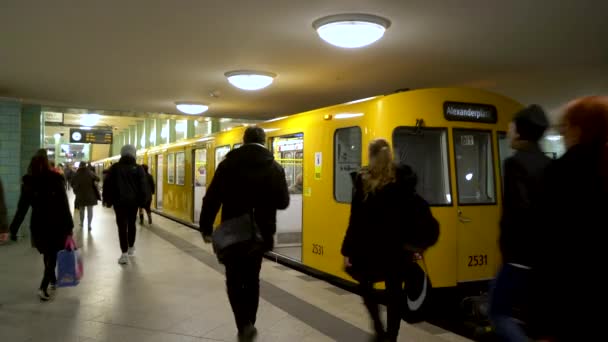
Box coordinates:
[95,87,522,291]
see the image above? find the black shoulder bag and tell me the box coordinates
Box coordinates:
[211,210,264,263]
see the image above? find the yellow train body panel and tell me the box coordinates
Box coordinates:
[94,88,522,289]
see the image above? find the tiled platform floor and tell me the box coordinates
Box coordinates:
[0,201,472,342]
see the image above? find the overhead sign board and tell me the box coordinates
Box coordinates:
[44,112,63,123]
[443,101,498,124]
[69,128,113,144]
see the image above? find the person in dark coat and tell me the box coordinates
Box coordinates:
[341,138,419,342]
[71,162,100,231]
[0,178,8,242]
[102,145,149,265]
[200,126,289,341]
[533,96,608,341]
[489,105,551,342]
[139,164,155,225]
[9,149,73,301]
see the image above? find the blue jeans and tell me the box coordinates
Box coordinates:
[489,263,531,342]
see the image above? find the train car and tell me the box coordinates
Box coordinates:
[95,87,523,293]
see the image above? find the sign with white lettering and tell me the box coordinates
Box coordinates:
[44,112,63,123]
[443,102,497,124]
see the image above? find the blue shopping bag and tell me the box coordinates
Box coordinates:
[56,236,83,287]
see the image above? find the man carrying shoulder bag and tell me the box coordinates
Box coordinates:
[199,126,289,342]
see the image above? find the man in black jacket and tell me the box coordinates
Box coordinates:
[102,145,149,265]
[490,105,551,342]
[200,126,289,341]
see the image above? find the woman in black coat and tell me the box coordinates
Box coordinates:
[341,138,419,342]
[10,149,73,301]
[71,163,100,230]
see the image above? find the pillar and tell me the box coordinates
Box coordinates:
[187,119,195,139]
[129,125,136,146]
[145,119,154,147]
[137,120,144,149]
[169,119,176,143]
[155,119,164,146]
[211,118,220,134]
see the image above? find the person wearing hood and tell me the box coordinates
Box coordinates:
[102,145,149,265]
[489,105,551,342]
[199,126,289,341]
[9,149,73,300]
[71,162,100,231]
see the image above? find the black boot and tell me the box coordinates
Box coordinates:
[148,214,152,225]
[139,214,144,225]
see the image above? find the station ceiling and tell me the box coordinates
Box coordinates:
[1,0,607,120]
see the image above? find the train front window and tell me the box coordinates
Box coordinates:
[453,130,496,205]
[334,127,362,203]
[393,127,452,205]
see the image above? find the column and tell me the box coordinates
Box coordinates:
[187,119,195,139]
[137,120,145,149]
[0,99,22,223]
[211,118,221,134]
[155,119,164,146]
[169,119,176,143]
[145,119,154,147]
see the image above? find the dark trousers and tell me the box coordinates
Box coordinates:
[114,206,138,253]
[360,274,404,340]
[139,200,152,221]
[489,263,531,342]
[40,251,58,290]
[224,255,263,332]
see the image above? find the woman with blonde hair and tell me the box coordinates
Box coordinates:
[341,138,423,342]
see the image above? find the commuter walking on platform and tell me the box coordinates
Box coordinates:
[489,105,551,342]
[139,164,155,225]
[534,96,608,342]
[71,162,100,231]
[8,149,73,301]
[102,145,149,265]
[342,138,434,342]
[64,164,73,190]
[200,126,289,341]
[0,178,8,242]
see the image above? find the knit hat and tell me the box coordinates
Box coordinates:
[513,104,549,142]
[120,144,137,158]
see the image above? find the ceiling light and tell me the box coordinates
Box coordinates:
[266,116,288,123]
[81,114,100,127]
[334,113,364,119]
[346,96,379,105]
[175,102,209,115]
[225,70,276,91]
[313,14,390,48]
[263,128,280,133]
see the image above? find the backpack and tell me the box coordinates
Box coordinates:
[403,194,440,253]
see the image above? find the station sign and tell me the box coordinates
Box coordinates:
[443,101,497,124]
[69,128,113,144]
[44,112,63,124]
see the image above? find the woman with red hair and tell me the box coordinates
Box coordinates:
[534,96,608,341]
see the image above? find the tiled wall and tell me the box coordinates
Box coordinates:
[0,99,23,223]
[0,100,42,227]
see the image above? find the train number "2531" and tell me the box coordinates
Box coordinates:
[312,244,324,256]
[468,255,488,267]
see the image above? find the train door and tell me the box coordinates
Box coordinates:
[156,154,164,210]
[452,129,499,282]
[271,133,304,261]
[193,147,207,224]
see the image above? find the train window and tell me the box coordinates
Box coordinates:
[497,132,514,183]
[453,129,496,205]
[393,127,452,205]
[215,145,230,170]
[271,134,304,190]
[334,127,362,203]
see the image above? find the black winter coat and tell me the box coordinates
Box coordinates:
[72,168,100,207]
[145,173,155,196]
[9,171,73,254]
[533,144,608,340]
[341,164,418,280]
[199,143,290,251]
[102,156,149,208]
[499,144,550,266]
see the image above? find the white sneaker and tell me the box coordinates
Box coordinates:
[127,247,135,256]
[118,253,129,265]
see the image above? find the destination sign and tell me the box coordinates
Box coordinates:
[70,128,113,144]
[443,101,497,124]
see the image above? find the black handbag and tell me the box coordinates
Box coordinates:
[212,212,264,262]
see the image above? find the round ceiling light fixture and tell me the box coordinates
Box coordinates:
[225,70,276,91]
[313,13,391,48]
[175,102,209,115]
[81,113,100,127]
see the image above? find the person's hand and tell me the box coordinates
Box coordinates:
[344,256,352,268]
[202,233,212,244]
